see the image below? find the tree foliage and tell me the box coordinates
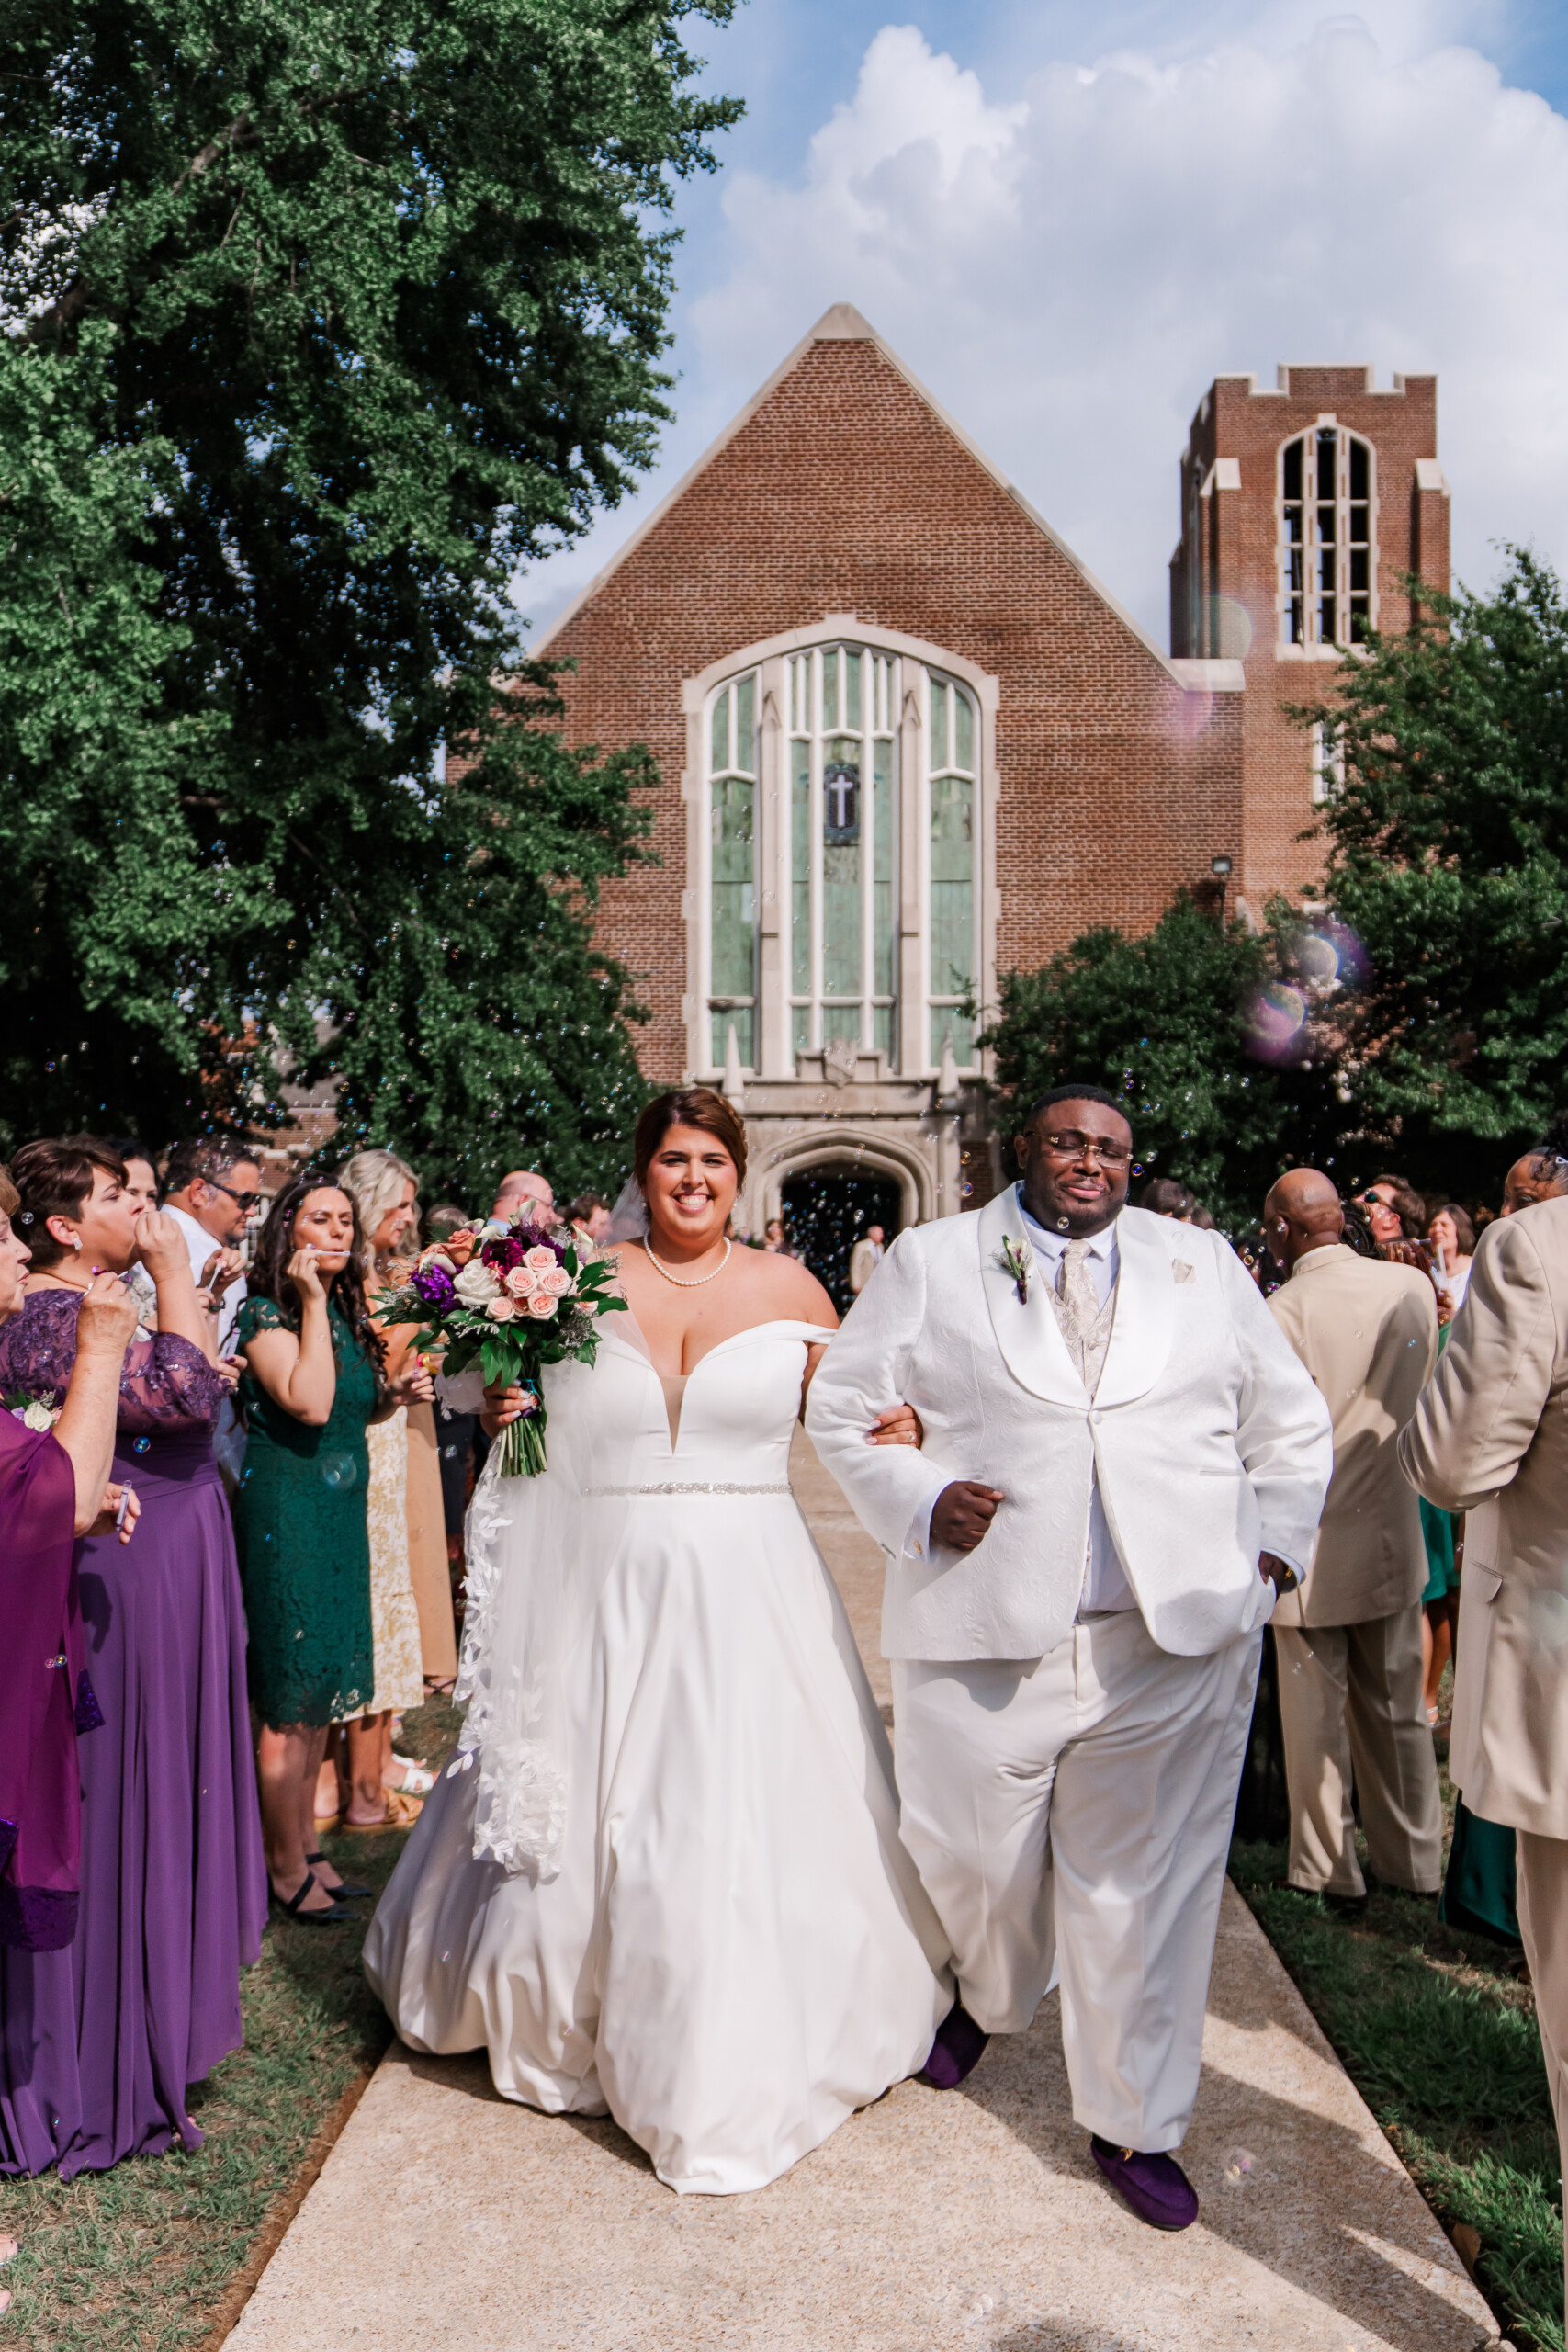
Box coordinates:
[1304,547,1568,1181]
[0,0,738,1175]
[983,894,1343,1227]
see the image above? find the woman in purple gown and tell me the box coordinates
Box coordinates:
[0,1138,266,2179]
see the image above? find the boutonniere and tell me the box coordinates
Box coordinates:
[997,1236,1033,1305]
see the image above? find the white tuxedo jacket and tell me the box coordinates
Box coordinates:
[805,1188,1332,1663]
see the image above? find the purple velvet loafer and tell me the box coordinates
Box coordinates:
[919,1999,989,2089]
[1089,2136,1200,2231]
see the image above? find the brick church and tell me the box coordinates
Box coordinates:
[536,303,1449,1261]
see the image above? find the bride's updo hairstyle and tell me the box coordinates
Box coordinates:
[633,1089,748,1193]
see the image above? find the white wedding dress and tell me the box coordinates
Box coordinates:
[364,1317,952,2195]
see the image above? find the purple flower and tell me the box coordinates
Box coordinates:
[412,1263,457,1313]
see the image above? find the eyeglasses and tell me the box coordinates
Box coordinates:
[201,1178,262,1212]
[1036,1131,1132,1169]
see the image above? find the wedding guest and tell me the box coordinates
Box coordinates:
[762,1217,796,1257]
[1500,1148,1568,1217]
[1357,1174,1427,1248]
[233,1176,424,1923]
[491,1169,554,1221]
[565,1193,613,1244]
[1399,1188,1568,2308]
[849,1223,885,1295]
[333,1152,441,1819]
[1140,1177,1194,1220]
[0,1138,265,2177]
[1427,1203,1476,1317]
[0,1169,141,1959]
[1261,1170,1441,1912]
[161,1135,259,1343]
[103,1141,162,1331]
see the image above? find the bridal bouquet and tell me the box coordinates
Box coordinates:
[375,1211,626,1477]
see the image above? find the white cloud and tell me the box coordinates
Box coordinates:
[639,17,1568,641]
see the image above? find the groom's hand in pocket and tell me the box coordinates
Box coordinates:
[931,1481,1006,1553]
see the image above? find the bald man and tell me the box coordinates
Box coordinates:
[1262,1170,1442,1909]
[491,1169,554,1222]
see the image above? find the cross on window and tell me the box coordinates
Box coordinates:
[824,763,859,840]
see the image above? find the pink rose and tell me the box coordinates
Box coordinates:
[525,1244,556,1271]
[538,1265,572,1297]
[486,1296,517,1321]
[504,1265,532,1297]
[527,1291,558,1319]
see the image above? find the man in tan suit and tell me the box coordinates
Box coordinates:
[1400,1193,1568,2303]
[1263,1170,1442,1907]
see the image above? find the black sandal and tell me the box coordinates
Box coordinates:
[305,1850,374,1902]
[270,1869,357,1926]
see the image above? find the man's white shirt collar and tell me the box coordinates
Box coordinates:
[1020,1203,1120,1261]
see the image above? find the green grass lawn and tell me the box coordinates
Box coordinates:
[4,1690,1562,2351]
[0,1695,460,2352]
[1230,1826,1562,2352]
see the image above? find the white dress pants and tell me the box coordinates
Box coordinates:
[893,1610,1261,2153]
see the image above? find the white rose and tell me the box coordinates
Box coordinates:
[454,1258,502,1306]
[22,1400,57,1431]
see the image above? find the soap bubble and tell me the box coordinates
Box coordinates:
[320,1452,357,1493]
[1224,2146,1259,2186]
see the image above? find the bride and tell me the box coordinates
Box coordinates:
[365,1089,952,2194]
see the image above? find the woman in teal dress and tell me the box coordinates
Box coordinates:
[234,1175,427,1926]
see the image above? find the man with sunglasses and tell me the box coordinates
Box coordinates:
[808,1083,1330,2233]
[162,1141,263,1479]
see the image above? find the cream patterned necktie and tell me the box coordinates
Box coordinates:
[1051,1238,1115,1395]
[1055,1239,1098,1342]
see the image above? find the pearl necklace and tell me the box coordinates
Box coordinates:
[641,1237,732,1289]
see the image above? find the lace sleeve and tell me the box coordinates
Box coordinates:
[117,1334,224,1436]
[236,1296,294,1344]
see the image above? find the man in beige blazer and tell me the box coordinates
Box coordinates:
[1400,1193,1568,2302]
[1263,1170,1442,1906]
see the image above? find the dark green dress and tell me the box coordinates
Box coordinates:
[233,1296,377,1728]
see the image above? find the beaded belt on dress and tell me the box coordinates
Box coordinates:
[584,1481,792,1498]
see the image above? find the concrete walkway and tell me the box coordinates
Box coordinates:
[228,1438,1499,2352]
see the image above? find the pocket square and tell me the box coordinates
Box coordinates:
[1172,1260,1197,1284]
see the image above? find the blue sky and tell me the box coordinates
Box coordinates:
[517,1,1568,646]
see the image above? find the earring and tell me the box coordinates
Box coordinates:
[71,1235,82,1252]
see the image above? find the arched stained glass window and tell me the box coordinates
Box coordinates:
[707,671,757,1069]
[1280,427,1375,647]
[702,639,983,1077]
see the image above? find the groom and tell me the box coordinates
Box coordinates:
[807,1086,1331,2229]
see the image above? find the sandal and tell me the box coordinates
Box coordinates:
[269,1869,356,1926]
[344,1785,423,1831]
[385,1758,436,1796]
[304,1850,375,1902]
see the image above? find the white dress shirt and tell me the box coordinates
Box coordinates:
[164,1203,247,1354]
[164,1202,249,1481]
[908,1210,1136,1620]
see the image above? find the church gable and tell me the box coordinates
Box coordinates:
[542,305,1244,1109]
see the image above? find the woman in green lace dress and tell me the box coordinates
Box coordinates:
[234,1176,428,1925]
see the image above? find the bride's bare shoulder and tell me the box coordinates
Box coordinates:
[730,1243,837,1329]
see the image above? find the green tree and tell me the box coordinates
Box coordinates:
[299,664,657,1209]
[983,894,1343,1228]
[1303,548,1568,1193]
[0,0,738,1153]
[0,323,254,1151]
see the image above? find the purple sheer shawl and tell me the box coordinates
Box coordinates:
[0,1414,92,1951]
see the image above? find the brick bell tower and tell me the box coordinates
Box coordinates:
[1169,366,1450,919]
